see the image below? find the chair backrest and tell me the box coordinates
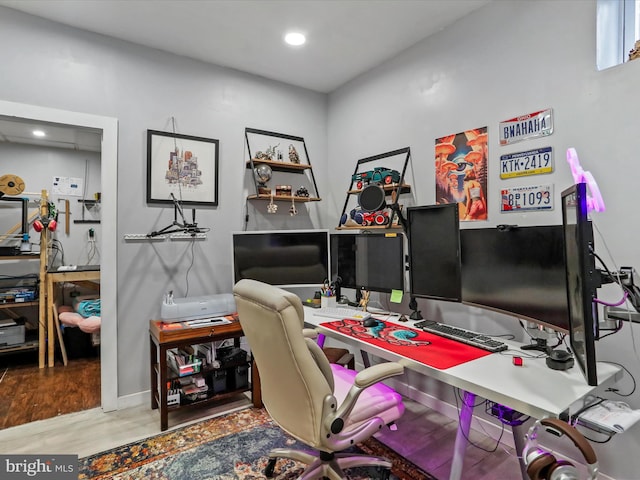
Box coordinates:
[233,279,334,447]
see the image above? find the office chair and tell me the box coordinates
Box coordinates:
[233,279,405,479]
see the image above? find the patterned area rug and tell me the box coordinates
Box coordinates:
[78,407,437,479]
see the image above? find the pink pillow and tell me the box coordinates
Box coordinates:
[59,311,83,327]
[78,316,101,333]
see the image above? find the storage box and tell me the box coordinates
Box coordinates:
[0,322,25,346]
[234,365,249,390]
[211,369,227,394]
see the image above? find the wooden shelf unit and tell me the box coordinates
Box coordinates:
[244,128,321,205]
[338,147,412,231]
[149,319,262,431]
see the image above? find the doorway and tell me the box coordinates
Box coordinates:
[0,100,118,413]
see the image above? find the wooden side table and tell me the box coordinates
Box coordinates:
[149,319,262,431]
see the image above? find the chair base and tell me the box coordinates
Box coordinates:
[266,447,392,480]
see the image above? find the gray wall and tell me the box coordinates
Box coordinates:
[328,1,640,477]
[0,7,328,398]
[2,0,640,476]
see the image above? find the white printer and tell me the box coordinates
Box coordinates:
[160,293,236,323]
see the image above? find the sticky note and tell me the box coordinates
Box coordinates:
[390,289,403,303]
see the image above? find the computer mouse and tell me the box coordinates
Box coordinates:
[363,318,378,328]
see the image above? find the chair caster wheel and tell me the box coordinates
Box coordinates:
[264,458,277,478]
[377,467,391,479]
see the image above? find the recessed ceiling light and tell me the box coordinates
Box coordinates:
[284,32,306,46]
[32,130,46,137]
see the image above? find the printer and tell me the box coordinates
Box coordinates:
[160,293,236,323]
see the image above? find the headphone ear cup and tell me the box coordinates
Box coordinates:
[526,452,557,480]
[546,459,577,480]
[33,219,44,232]
[48,219,57,232]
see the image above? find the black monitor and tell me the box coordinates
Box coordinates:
[407,203,461,302]
[562,183,599,386]
[330,232,404,294]
[232,229,330,288]
[460,225,569,332]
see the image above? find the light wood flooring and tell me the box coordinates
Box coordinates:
[0,392,524,479]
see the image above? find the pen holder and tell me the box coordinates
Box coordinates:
[321,296,337,308]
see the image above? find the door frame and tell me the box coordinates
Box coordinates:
[0,100,118,411]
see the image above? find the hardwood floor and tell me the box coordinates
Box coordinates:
[0,350,100,429]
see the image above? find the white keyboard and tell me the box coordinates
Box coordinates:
[313,307,371,322]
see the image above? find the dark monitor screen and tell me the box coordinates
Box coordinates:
[460,225,569,332]
[407,203,461,302]
[232,230,330,288]
[330,233,404,293]
[562,183,599,386]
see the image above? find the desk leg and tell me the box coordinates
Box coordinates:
[449,390,475,480]
[511,421,530,480]
[360,349,371,368]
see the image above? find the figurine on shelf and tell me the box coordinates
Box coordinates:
[288,144,300,164]
[295,186,309,197]
[267,191,278,214]
[289,197,298,216]
[255,143,279,161]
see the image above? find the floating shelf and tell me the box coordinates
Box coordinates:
[347,184,412,195]
[335,225,404,231]
[247,194,321,202]
[245,159,311,174]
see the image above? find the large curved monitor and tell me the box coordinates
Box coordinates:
[232,229,330,288]
[460,225,569,332]
[562,183,599,386]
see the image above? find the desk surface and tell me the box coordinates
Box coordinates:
[305,309,621,420]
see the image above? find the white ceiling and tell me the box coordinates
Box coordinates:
[0,0,491,151]
[0,0,491,94]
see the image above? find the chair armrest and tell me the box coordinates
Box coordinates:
[328,362,404,434]
[302,328,318,339]
[354,362,404,388]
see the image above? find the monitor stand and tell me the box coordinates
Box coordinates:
[408,296,423,320]
[521,338,548,352]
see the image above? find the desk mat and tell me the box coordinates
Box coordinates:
[320,319,491,369]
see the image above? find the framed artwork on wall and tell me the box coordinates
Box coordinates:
[146,129,219,206]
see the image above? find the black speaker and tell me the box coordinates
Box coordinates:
[358,184,386,212]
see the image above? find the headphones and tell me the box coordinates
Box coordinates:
[33,201,58,233]
[523,417,598,480]
[33,217,57,232]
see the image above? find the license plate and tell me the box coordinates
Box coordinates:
[501,184,553,212]
[499,108,553,145]
[500,147,554,179]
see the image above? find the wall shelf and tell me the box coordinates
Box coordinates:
[247,194,321,202]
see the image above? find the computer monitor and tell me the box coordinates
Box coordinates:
[407,203,461,302]
[330,232,404,294]
[562,183,599,386]
[232,229,330,288]
[460,225,569,332]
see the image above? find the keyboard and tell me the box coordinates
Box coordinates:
[414,320,508,353]
[313,307,372,322]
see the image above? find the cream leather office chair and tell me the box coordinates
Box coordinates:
[233,279,405,480]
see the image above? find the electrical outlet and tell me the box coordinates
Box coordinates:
[123,234,166,241]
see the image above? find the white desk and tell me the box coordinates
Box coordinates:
[305,309,621,480]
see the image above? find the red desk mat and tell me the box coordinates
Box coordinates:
[320,319,492,370]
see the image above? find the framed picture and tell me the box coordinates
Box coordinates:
[146,129,219,206]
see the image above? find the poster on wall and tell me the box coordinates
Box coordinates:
[435,127,488,221]
[500,184,553,212]
[146,130,219,207]
[499,108,553,146]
